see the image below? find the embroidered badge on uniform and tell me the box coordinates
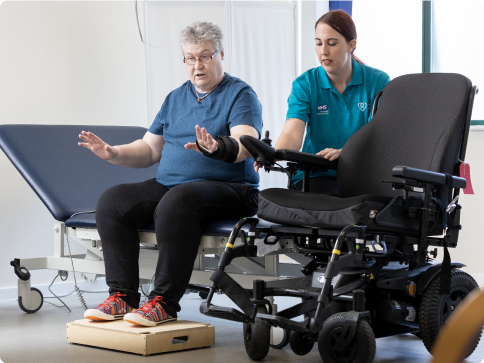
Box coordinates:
[317,104,329,115]
[358,102,367,111]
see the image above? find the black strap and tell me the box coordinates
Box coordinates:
[440,239,451,295]
[196,136,239,163]
[439,173,455,295]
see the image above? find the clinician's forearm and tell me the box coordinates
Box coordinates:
[109,140,158,168]
[275,132,303,151]
[275,118,305,151]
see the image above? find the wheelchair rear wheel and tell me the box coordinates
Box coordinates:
[318,312,376,363]
[243,305,271,361]
[419,269,481,358]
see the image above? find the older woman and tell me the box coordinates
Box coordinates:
[79,22,262,327]
[268,10,390,194]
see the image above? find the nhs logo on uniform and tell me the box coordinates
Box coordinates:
[317,104,329,115]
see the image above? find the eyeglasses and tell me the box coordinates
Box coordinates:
[183,49,219,66]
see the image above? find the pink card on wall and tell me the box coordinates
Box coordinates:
[460,163,475,195]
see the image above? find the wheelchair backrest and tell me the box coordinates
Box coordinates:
[337,73,472,198]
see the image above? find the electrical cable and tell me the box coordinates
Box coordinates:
[44,291,75,299]
[46,273,71,312]
[69,210,95,218]
[43,289,108,300]
[274,162,298,190]
[65,234,88,311]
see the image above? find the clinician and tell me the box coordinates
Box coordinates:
[264,10,390,194]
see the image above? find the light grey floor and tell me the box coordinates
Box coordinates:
[0,290,483,363]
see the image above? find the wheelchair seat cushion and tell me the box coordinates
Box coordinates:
[258,188,392,230]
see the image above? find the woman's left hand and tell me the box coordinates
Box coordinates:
[184,125,219,153]
[317,148,342,161]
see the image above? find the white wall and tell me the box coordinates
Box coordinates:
[0,1,483,300]
[429,0,484,283]
[0,1,147,294]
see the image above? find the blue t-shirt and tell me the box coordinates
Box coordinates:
[286,59,390,182]
[149,73,263,189]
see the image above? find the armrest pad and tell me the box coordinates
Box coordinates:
[392,166,466,189]
[275,149,338,170]
[239,135,276,164]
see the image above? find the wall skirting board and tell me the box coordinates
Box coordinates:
[0,278,109,302]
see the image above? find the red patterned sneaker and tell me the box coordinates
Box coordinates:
[84,293,134,321]
[124,296,176,327]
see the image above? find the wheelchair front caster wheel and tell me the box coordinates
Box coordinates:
[243,306,270,361]
[318,312,375,363]
[270,327,290,349]
[199,291,209,299]
[19,287,43,313]
[289,331,315,355]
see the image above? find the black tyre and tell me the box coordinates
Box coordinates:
[270,327,290,349]
[318,312,376,363]
[419,269,481,358]
[243,306,271,361]
[19,287,43,313]
[199,291,209,299]
[289,331,315,356]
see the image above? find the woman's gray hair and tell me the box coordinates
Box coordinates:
[179,21,224,55]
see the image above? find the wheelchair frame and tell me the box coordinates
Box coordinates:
[200,84,480,362]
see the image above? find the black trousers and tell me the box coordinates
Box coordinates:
[95,179,258,317]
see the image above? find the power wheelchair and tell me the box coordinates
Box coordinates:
[200,73,481,362]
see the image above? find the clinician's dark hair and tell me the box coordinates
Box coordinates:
[315,10,364,64]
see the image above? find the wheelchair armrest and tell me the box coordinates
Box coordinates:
[240,135,276,165]
[275,149,338,170]
[392,166,466,189]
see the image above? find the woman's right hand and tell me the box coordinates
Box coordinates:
[78,131,118,161]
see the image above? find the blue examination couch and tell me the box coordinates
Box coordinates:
[0,124,301,314]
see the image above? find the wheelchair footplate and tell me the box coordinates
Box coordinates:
[200,302,253,324]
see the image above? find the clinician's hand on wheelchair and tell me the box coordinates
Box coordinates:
[242,130,338,192]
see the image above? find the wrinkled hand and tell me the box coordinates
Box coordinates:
[317,148,342,161]
[78,131,117,161]
[184,125,219,153]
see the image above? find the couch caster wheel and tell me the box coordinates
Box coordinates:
[318,312,375,363]
[19,287,43,313]
[289,331,315,355]
[270,327,290,349]
[243,306,270,361]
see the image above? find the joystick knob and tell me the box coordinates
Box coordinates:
[261,131,272,146]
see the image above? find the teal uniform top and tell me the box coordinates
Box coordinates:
[286,59,390,183]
